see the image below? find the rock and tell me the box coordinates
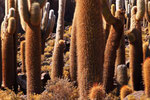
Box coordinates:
[17,74,26,93]
[123,91,145,100]
[41,72,50,87]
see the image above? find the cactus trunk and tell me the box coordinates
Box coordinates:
[76,0,104,99]
[26,24,42,97]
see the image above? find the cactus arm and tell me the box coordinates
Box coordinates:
[18,0,30,23]
[101,0,118,25]
[8,8,15,18]
[145,0,150,22]
[136,0,145,21]
[30,3,42,26]
[111,4,115,16]
[7,17,16,34]
[125,30,136,43]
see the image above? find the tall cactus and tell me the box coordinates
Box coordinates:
[126,0,145,90]
[143,58,150,98]
[1,8,16,89]
[76,0,104,99]
[51,0,66,80]
[18,0,46,98]
[69,9,77,82]
[5,0,18,92]
[101,0,125,93]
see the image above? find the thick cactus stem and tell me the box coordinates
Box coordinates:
[76,0,104,99]
[103,10,124,93]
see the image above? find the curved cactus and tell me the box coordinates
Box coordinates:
[18,0,46,98]
[143,58,150,98]
[76,0,104,99]
[102,0,125,93]
[2,8,16,89]
[126,0,145,90]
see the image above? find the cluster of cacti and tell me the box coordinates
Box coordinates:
[126,0,145,91]
[2,0,150,99]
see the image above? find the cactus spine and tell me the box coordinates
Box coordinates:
[69,9,77,82]
[18,0,46,98]
[2,8,16,89]
[76,0,104,99]
[89,85,105,100]
[143,58,150,98]
[51,40,65,80]
[127,0,145,90]
[20,40,26,74]
[120,85,133,100]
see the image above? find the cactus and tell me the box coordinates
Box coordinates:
[76,0,104,99]
[126,0,145,90]
[20,40,26,74]
[116,65,128,86]
[51,40,65,80]
[143,41,150,61]
[18,0,46,98]
[41,6,56,54]
[143,58,150,98]
[1,8,16,89]
[102,0,125,92]
[120,85,133,100]
[54,0,66,45]
[69,10,77,82]
[89,85,105,100]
